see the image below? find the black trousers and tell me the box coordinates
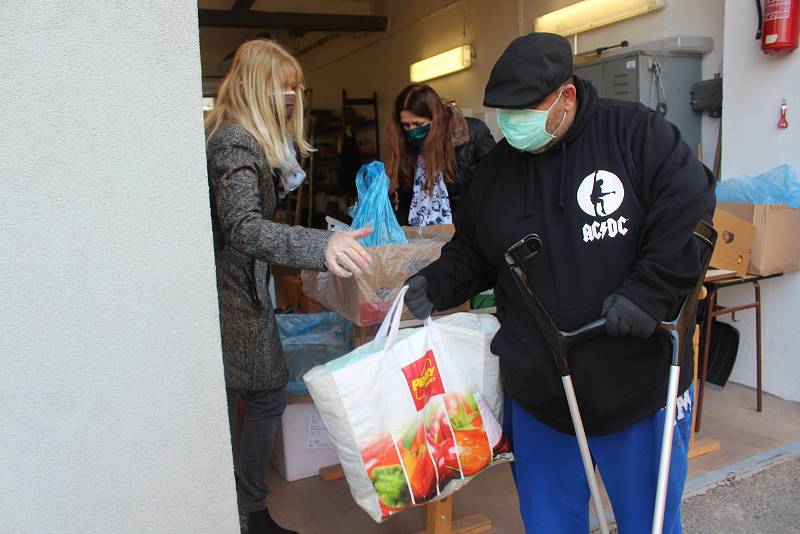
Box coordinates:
[226,386,288,513]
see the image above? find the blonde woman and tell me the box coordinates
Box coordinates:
[205,39,370,534]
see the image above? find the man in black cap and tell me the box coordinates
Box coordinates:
[404,33,714,533]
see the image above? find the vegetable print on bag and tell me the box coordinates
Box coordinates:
[304,287,513,522]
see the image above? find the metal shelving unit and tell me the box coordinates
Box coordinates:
[289,90,380,228]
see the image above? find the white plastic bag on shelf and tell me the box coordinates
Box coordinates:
[304,289,511,523]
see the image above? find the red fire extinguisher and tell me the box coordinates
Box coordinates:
[756,0,800,54]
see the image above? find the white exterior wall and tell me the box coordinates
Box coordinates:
[0,2,238,532]
[720,1,800,401]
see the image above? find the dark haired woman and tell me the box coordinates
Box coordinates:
[386,84,496,226]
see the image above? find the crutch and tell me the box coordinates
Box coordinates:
[650,220,716,534]
[504,221,716,534]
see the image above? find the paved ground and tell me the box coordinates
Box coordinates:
[680,454,800,534]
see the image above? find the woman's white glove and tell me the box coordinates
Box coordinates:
[325,228,372,278]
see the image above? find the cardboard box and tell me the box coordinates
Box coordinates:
[302,225,469,326]
[710,208,755,277]
[297,292,327,313]
[282,275,303,309]
[272,396,340,482]
[273,269,327,312]
[717,203,800,275]
[272,266,300,309]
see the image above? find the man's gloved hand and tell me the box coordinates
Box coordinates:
[601,293,658,338]
[404,275,433,320]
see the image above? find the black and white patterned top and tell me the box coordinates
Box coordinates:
[408,155,453,227]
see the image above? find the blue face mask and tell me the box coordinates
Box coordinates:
[497,90,565,152]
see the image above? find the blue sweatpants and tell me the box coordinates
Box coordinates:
[505,386,693,534]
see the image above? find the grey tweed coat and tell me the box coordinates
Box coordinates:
[207,124,330,390]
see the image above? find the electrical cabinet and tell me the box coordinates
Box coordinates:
[575,52,702,154]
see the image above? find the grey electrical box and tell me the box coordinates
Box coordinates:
[574,50,704,154]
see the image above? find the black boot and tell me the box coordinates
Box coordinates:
[247,508,298,534]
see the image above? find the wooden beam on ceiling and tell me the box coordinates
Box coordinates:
[295,33,341,57]
[197,9,388,32]
[231,0,255,12]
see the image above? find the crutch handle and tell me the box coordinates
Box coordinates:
[562,318,607,345]
[655,324,681,367]
[504,233,543,267]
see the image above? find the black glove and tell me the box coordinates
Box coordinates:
[404,275,433,320]
[601,293,658,338]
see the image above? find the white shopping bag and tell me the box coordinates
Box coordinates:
[304,287,512,523]
[434,313,504,425]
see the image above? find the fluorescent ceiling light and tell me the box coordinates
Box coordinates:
[410,45,473,83]
[535,0,666,36]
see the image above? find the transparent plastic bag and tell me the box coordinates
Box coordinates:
[717,165,800,208]
[302,227,453,326]
[276,312,352,396]
[351,161,407,247]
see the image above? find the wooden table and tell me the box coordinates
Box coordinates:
[688,323,720,458]
[695,271,783,432]
[412,497,491,534]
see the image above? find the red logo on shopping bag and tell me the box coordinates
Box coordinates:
[402,350,445,411]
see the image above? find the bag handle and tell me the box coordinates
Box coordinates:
[386,289,443,352]
[385,285,416,350]
[379,285,444,368]
[424,315,440,344]
[375,285,409,342]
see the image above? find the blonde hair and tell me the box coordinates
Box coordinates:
[205,39,313,170]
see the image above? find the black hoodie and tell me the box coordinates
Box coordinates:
[419,77,716,436]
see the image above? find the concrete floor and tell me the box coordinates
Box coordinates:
[268,461,523,534]
[266,382,800,534]
[688,383,800,478]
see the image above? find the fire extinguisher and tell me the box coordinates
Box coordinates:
[756,0,800,54]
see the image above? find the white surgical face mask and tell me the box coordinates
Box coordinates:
[277,142,306,198]
[279,167,306,197]
[497,89,566,152]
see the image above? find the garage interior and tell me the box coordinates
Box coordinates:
[197,2,800,533]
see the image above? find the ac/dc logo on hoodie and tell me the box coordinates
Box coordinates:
[576,170,629,242]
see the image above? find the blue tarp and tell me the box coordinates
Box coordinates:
[276,312,353,396]
[717,165,800,208]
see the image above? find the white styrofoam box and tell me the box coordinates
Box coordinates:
[272,398,340,482]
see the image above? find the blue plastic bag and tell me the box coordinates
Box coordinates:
[350,161,407,247]
[716,165,800,208]
[276,312,352,396]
